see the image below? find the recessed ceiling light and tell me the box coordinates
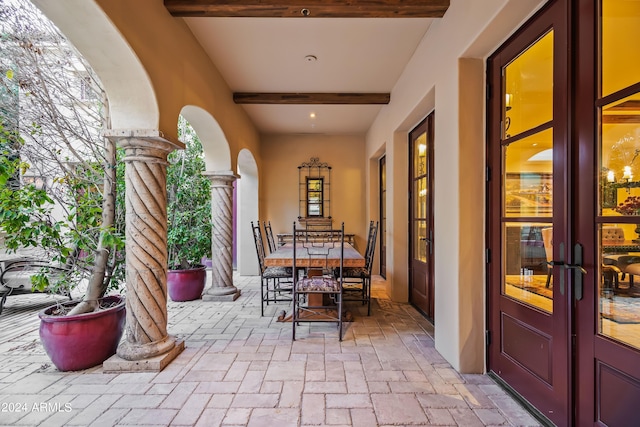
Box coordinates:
[309,112,316,119]
[305,55,317,62]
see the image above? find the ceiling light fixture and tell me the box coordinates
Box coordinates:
[305,55,317,62]
[309,112,316,119]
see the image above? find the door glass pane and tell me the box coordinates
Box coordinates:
[503,30,554,139]
[414,133,427,176]
[601,0,640,97]
[599,223,640,350]
[600,94,640,216]
[503,222,552,313]
[412,130,428,264]
[503,129,553,218]
[415,220,427,263]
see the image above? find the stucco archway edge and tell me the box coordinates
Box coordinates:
[180,106,231,171]
[31,0,158,130]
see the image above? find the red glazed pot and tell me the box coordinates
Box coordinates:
[167,265,206,301]
[38,295,126,372]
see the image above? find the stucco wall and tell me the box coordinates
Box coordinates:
[261,134,367,249]
[365,0,547,372]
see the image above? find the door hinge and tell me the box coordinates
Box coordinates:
[486,166,491,182]
[486,83,492,100]
[486,330,491,346]
[485,248,491,264]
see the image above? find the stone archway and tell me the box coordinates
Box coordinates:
[179,106,239,300]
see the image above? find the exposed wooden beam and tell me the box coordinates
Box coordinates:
[233,92,390,105]
[165,0,449,18]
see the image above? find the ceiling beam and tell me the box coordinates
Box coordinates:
[233,92,390,105]
[165,0,449,18]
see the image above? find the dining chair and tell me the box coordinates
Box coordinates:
[292,221,345,341]
[342,220,378,315]
[251,221,292,316]
[263,220,277,253]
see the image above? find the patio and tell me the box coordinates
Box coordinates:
[0,274,540,426]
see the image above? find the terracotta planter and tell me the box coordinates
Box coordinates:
[167,265,206,301]
[38,295,126,372]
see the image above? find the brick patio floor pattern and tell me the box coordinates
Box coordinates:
[0,274,542,426]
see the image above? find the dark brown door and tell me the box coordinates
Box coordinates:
[379,155,387,278]
[488,1,640,425]
[487,1,571,424]
[575,1,640,425]
[409,114,434,320]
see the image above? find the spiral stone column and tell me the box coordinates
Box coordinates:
[103,130,184,371]
[202,170,240,301]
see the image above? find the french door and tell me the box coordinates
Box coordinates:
[379,155,387,278]
[487,0,640,425]
[409,114,434,320]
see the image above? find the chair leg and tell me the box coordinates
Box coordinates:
[260,277,265,317]
[365,277,371,316]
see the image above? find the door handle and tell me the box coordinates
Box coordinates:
[566,243,586,301]
[545,242,565,295]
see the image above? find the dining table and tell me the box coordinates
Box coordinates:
[264,242,365,322]
[264,242,365,268]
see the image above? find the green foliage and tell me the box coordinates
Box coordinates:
[167,117,212,269]
[0,121,125,293]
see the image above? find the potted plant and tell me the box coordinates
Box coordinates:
[166,117,212,302]
[0,1,126,371]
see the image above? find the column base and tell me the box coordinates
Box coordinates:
[104,339,184,373]
[116,334,177,361]
[203,288,241,301]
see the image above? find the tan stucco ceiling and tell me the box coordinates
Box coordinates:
[183,17,435,135]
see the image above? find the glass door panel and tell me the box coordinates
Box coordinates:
[503,129,553,217]
[599,223,640,350]
[503,222,553,313]
[597,0,640,352]
[413,131,429,264]
[503,31,554,139]
[601,0,640,97]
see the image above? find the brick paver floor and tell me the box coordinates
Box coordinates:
[0,273,542,426]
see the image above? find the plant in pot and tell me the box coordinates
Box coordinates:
[0,0,126,372]
[166,116,212,302]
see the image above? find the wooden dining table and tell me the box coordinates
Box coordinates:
[264,242,365,322]
[264,242,365,268]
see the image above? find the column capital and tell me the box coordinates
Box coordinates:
[202,170,240,184]
[103,129,184,166]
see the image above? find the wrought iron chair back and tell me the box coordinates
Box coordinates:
[251,221,292,316]
[342,220,378,316]
[263,221,277,253]
[292,221,345,341]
